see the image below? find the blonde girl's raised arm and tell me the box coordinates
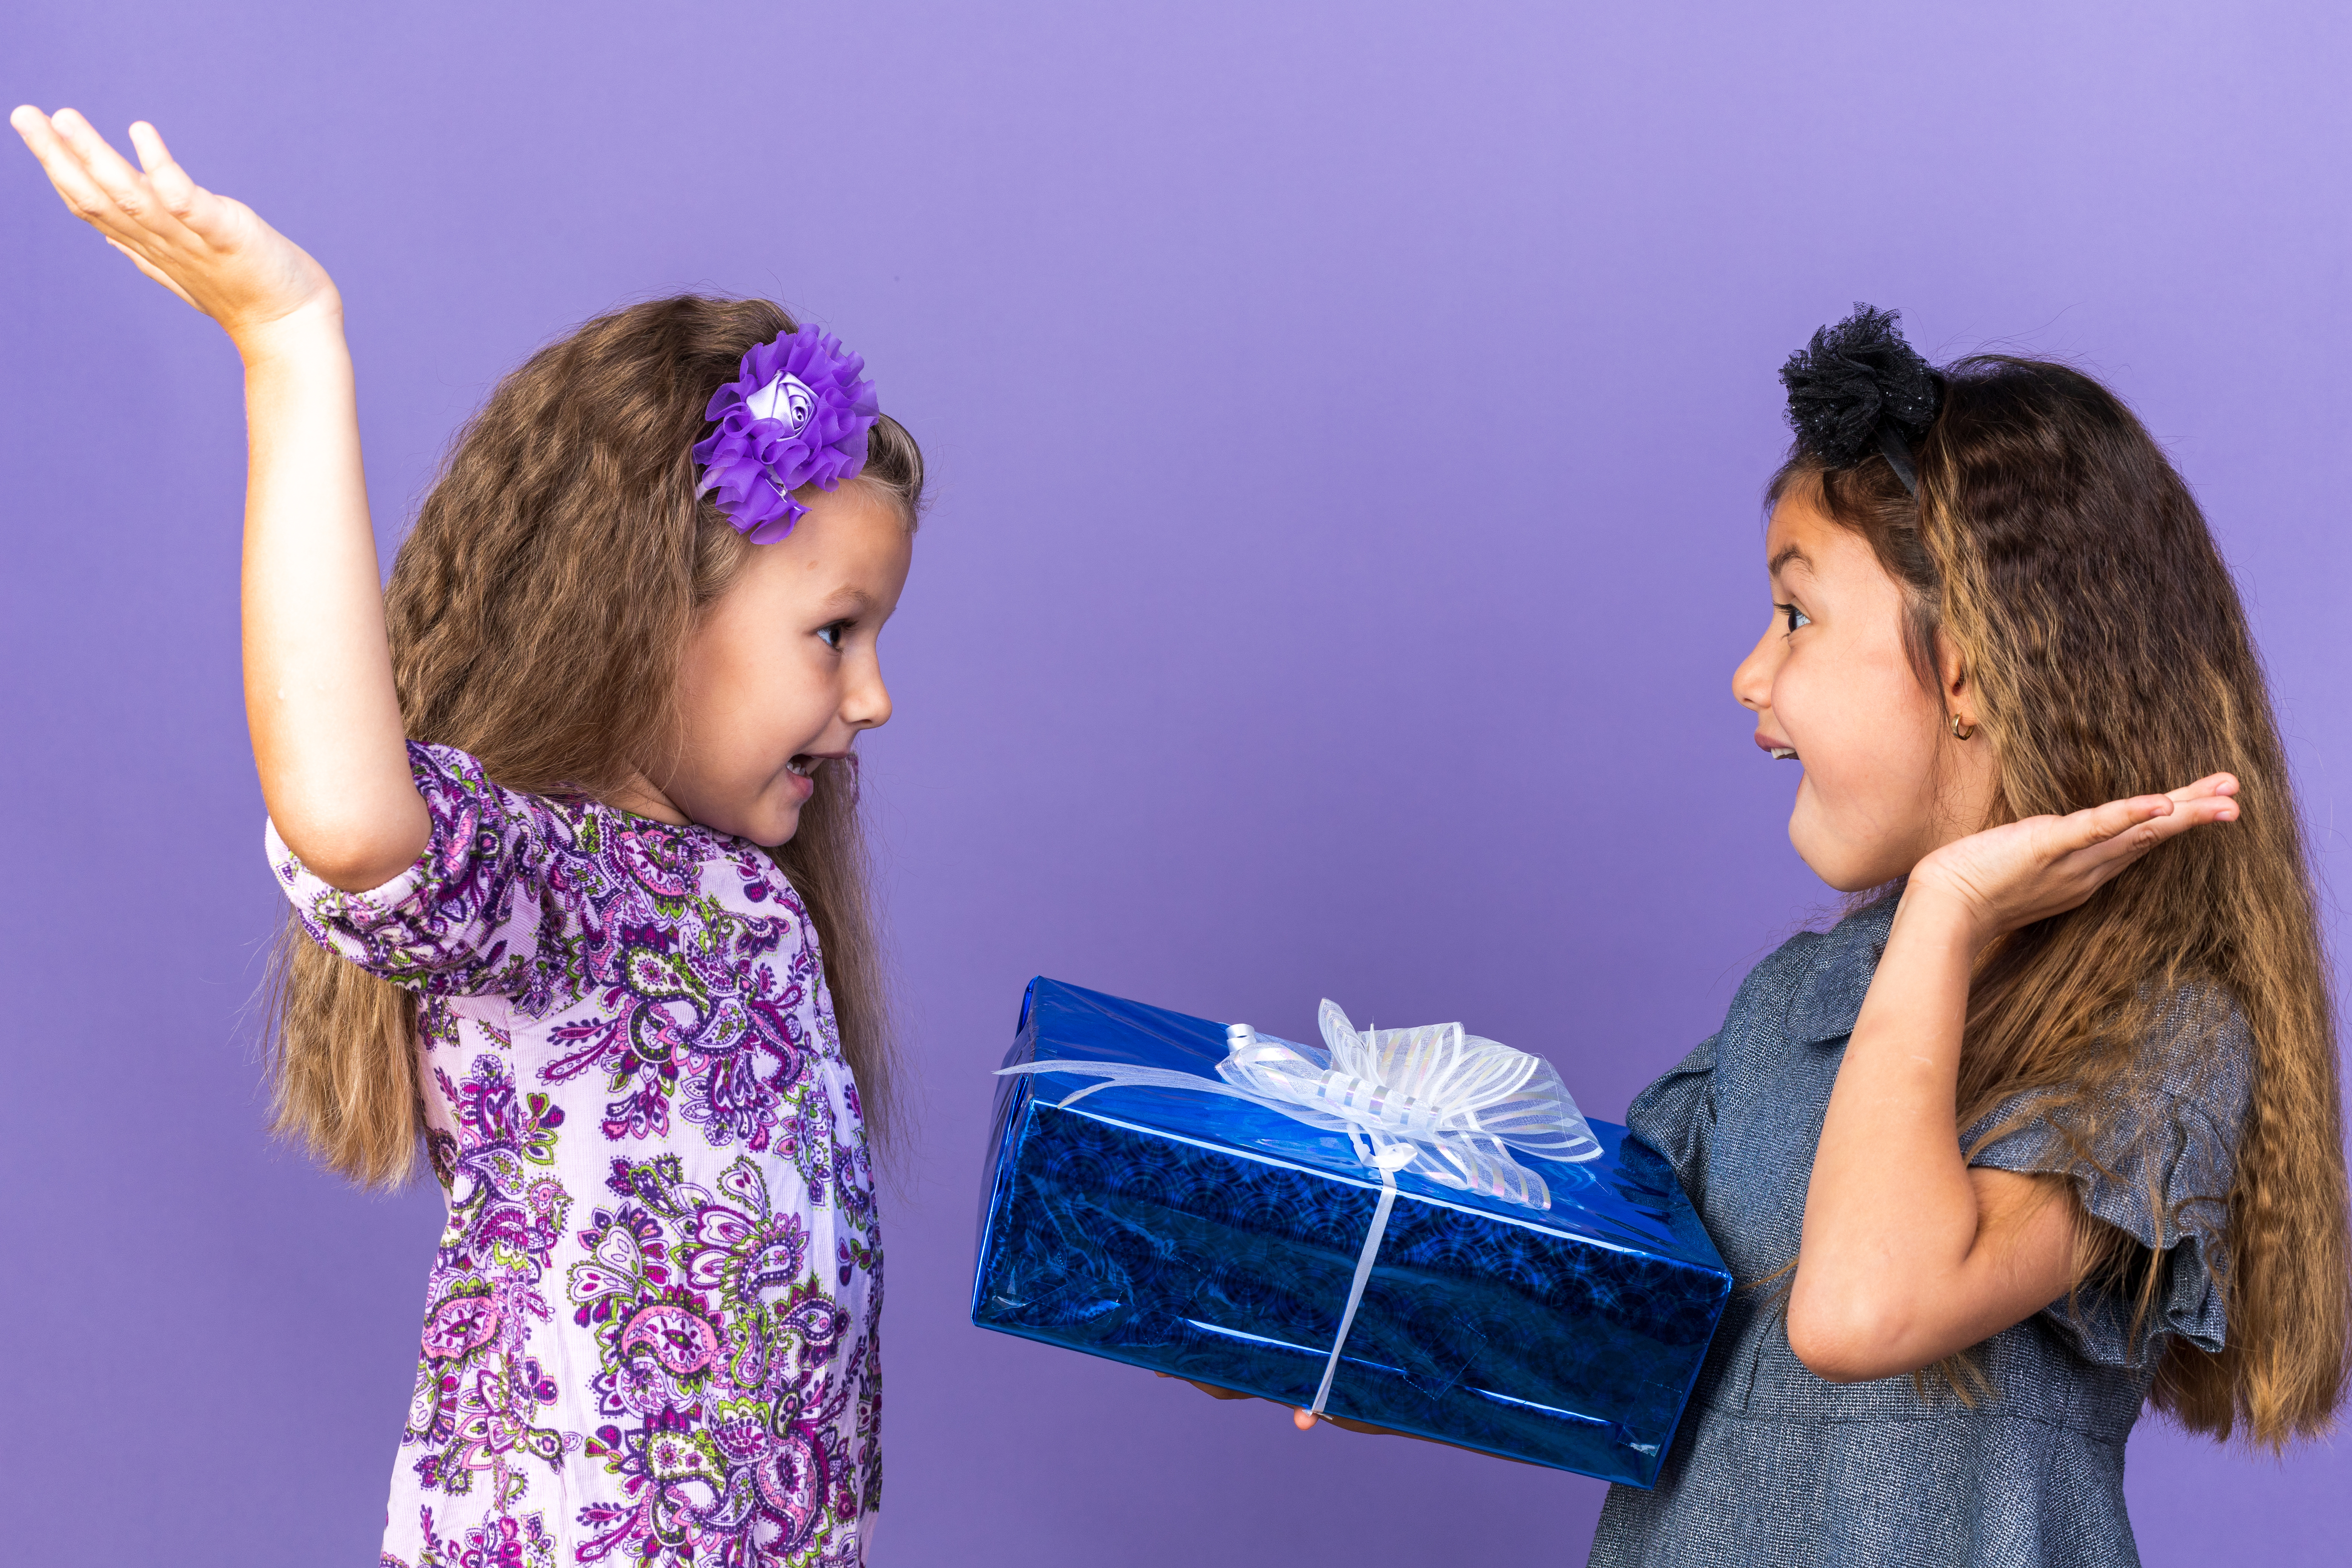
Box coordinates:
[12,108,427,890]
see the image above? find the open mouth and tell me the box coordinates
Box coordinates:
[1769,747,1799,761]
[785,755,818,778]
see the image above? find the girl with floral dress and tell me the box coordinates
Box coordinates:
[15,107,918,1568]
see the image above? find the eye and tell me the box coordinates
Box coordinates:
[1777,602,1811,635]
[817,620,852,651]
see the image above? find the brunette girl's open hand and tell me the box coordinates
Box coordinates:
[11,107,336,346]
[1908,773,2240,951]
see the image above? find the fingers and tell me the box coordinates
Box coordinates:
[2055,776,2240,884]
[125,120,225,239]
[2064,795,2173,854]
[2163,784,2240,828]
[2166,772,2239,807]
[127,120,172,172]
[1293,1408,1318,1430]
[2075,775,2238,843]
[48,109,183,241]
[2107,775,2240,840]
[15,109,216,261]
[12,106,122,228]
[10,103,63,147]
[1921,771,2244,942]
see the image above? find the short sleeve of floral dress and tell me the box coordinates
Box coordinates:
[270,743,884,1568]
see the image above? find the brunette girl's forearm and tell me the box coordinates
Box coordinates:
[237,302,426,888]
[1799,889,1977,1290]
[1788,885,2072,1379]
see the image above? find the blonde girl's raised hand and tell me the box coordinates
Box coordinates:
[11,107,335,344]
[13,108,426,888]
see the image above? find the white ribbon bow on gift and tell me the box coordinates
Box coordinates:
[997,1000,1600,1422]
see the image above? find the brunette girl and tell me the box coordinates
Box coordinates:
[1584,307,2349,1565]
[15,107,919,1567]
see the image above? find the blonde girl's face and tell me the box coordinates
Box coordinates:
[1732,491,1994,891]
[652,479,914,847]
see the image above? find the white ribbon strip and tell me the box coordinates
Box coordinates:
[997,998,1602,1420]
[1307,1149,1407,1419]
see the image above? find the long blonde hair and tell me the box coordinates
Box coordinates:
[263,296,924,1189]
[1778,355,2348,1445]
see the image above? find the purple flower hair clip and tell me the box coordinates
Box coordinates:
[693,325,881,543]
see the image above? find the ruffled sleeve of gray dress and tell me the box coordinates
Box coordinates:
[1623,1034,1718,1194]
[1622,919,1844,1212]
[1963,986,2253,1366]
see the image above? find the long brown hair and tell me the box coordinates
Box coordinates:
[1773,355,2348,1445]
[264,296,924,1190]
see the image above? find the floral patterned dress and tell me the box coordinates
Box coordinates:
[272,744,882,1568]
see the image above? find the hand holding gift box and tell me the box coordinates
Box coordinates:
[972,979,1733,1484]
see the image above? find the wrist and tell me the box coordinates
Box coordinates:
[231,290,348,369]
[1894,872,1996,956]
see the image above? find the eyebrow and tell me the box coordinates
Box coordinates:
[1769,544,1813,580]
[818,586,877,616]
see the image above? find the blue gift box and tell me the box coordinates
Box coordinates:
[971,978,1733,1485]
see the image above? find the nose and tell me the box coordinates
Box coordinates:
[844,653,893,732]
[1733,618,1780,714]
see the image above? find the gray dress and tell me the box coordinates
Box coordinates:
[1588,897,2248,1568]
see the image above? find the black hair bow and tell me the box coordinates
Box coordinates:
[1778,304,1940,493]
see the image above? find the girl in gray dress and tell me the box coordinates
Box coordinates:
[1583,308,2348,1567]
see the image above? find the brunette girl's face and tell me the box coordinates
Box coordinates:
[1732,489,1995,891]
[643,479,913,846]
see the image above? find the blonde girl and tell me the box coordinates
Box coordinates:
[15,106,922,1568]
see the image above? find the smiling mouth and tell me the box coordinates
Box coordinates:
[1769,747,1799,761]
[787,751,853,779]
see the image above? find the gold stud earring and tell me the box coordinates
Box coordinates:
[1949,714,1975,741]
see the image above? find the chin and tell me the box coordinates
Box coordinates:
[682,793,801,849]
[745,799,805,850]
[1788,804,1890,894]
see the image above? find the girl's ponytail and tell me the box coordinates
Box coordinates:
[265,925,423,1187]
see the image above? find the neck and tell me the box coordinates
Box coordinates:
[608,769,690,826]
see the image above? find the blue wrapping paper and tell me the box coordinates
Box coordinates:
[970,978,1733,1484]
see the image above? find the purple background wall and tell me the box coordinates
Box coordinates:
[4,3,2346,1562]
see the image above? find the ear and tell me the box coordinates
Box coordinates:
[1934,629,1977,730]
